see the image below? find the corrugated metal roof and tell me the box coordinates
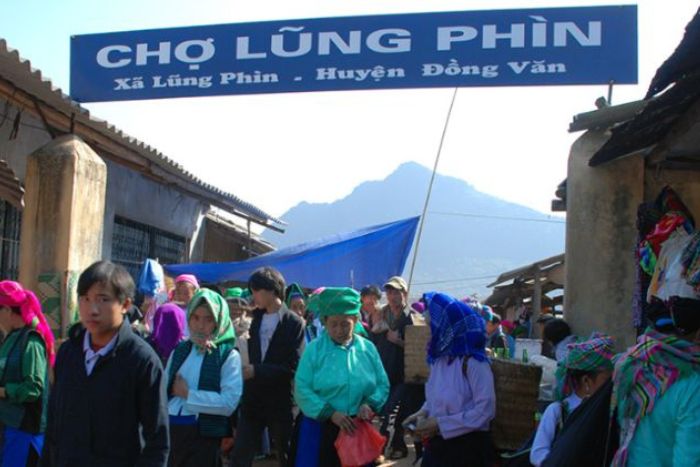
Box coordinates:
[487,253,565,288]
[0,39,284,227]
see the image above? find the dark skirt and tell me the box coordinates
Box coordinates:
[421,431,493,467]
[169,422,220,467]
[288,414,343,467]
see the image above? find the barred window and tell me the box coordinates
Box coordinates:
[0,200,21,280]
[111,216,186,279]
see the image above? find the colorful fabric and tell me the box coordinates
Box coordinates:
[424,292,487,364]
[681,231,700,291]
[410,301,425,314]
[313,287,360,318]
[501,320,515,333]
[0,281,55,367]
[611,330,700,466]
[151,303,187,362]
[175,274,200,289]
[624,373,700,466]
[639,212,693,275]
[554,333,614,400]
[187,288,236,353]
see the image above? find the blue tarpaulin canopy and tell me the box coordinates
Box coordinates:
[165,217,419,289]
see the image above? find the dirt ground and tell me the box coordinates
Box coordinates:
[253,446,418,467]
[252,432,419,467]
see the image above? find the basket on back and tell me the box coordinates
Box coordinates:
[404,322,430,383]
[490,358,542,451]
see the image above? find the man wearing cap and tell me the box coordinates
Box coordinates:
[376,276,414,460]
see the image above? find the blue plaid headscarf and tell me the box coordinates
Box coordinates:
[424,292,487,364]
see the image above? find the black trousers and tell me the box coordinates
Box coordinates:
[169,424,220,467]
[421,431,493,467]
[230,405,293,467]
[380,383,425,450]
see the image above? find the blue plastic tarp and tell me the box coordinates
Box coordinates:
[164,217,419,289]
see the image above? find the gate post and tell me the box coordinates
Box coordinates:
[19,135,107,337]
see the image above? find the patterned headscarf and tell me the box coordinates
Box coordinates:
[151,303,187,361]
[424,292,487,364]
[187,288,236,353]
[611,330,700,466]
[0,281,56,367]
[554,333,615,400]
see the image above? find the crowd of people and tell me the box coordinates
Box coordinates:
[0,261,698,467]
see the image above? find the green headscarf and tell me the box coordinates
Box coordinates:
[285,283,307,307]
[224,287,243,300]
[187,288,236,352]
[315,287,361,318]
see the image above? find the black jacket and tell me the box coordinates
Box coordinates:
[372,306,413,386]
[242,306,304,414]
[41,321,169,467]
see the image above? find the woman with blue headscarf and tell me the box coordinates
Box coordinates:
[403,292,496,467]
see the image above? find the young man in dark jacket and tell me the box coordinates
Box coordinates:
[41,261,169,467]
[230,267,304,467]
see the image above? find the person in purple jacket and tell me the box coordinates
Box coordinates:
[403,292,496,467]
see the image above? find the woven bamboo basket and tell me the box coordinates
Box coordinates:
[404,324,430,383]
[491,358,542,451]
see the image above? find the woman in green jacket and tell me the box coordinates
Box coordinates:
[291,287,389,467]
[0,280,55,467]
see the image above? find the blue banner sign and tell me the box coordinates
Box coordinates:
[70,6,637,102]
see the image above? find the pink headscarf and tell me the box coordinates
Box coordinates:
[175,274,199,289]
[0,281,56,367]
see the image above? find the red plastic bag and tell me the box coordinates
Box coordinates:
[334,419,386,467]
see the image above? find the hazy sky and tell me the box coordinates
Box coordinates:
[2,0,697,219]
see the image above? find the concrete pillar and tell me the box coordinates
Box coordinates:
[19,135,107,337]
[564,130,643,350]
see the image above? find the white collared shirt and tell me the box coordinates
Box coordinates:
[530,393,583,466]
[83,330,119,376]
[259,307,283,360]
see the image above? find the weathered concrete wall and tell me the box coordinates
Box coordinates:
[19,135,107,335]
[564,130,643,349]
[101,160,208,261]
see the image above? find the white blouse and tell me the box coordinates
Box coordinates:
[165,345,243,417]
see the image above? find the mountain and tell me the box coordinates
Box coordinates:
[262,162,564,298]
